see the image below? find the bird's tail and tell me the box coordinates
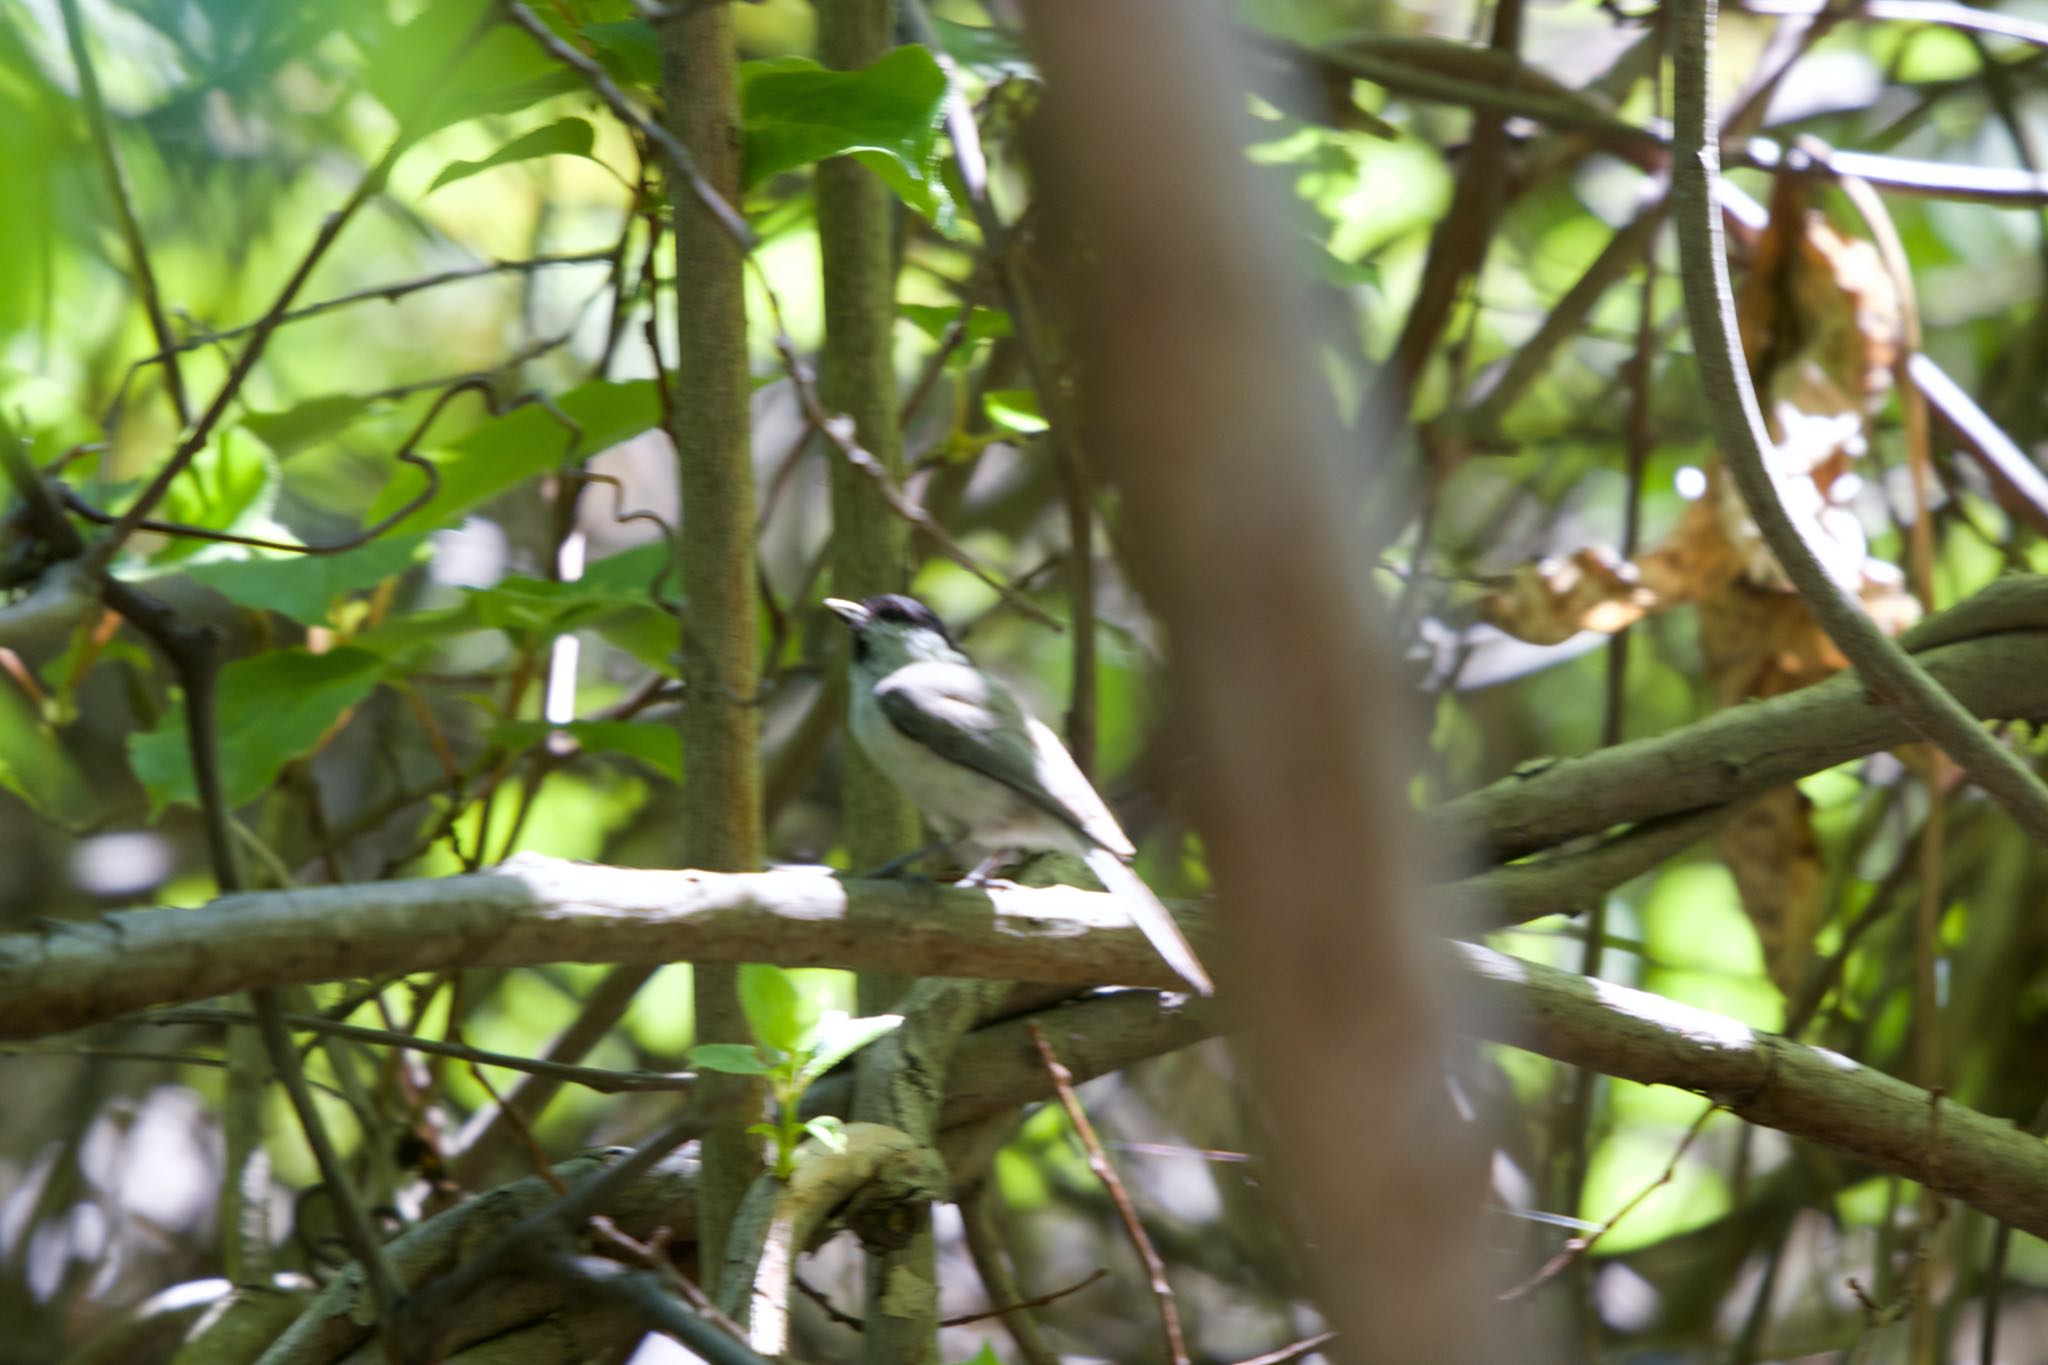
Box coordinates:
[1081,846,1215,996]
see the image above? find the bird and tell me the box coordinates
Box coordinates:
[824,593,1214,996]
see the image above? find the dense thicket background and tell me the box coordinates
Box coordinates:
[7,0,2048,1361]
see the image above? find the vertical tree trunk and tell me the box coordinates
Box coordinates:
[815,7,942,1359]
[817,0,922,1006]
[661,4,763,1289]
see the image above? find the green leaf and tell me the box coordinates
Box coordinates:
[803,1115,848,1153]
[579,542,677,597]
[348,601,482,664]
[740,47,953,223]
[366,379,661,534]
[487,719,682,781]
[946,1345,1004,1365]
[146,428,285,563]
[983,389,1048,435]
[898,303,1012,348]
[929,17,1035,78]
[127,647,385,813]
[0,686,92,824]
[687,1043,775,1077]
[430,118,597,193]
[180,535,427,626]
[584,20,659,87]
[366,0,582,143]
[238,395,375,457]
[462,573,679,665]
[738,963,815,1055]
[465,576,627,636]
[798,1012,903,1085]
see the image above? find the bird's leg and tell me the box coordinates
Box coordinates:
[861,842,951,880]
[958,849,1015,887]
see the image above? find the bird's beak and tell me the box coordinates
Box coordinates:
[823,598,870,629]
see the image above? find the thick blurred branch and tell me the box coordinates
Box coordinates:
[1031,4,1489,1359]
[1669,0,2048,848]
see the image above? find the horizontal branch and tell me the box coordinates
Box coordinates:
[1292,35,2048,206]
[1459,942,2048,1240]
[0,856,1200,1039]
[1428,610,2048,863]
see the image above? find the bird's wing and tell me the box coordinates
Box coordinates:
[873,662,1129,853]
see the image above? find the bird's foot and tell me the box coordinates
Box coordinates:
[957,850,1015,887]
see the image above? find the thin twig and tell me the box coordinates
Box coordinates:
[546,1250,779,1365]
[148,1006,694,1093]
[506,0,1048,628]
[90,8,500,565]
[589,1217,756,1344]
[1737,0,2048,49]
[1028,1022,1188,1365]
[1,423,411,1337]
[959,1180,1062,1365]
[1669,0,2048,850]
[110,250,614,414]
[1501,1104,1719,1300]
[770,328,1057,627]
[942,1266,1110,1327]
[57,0,190,429]
[502,0,753,248]
[906,0,1094,748]
[1230,1330,1341,1365]
[398,1102,714,1355]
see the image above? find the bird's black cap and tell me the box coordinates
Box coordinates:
[863,594,951,640]
[824,593,956,652]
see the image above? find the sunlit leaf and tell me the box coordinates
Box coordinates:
[798,1013,903,1085]
[366,380,662,535]
[688,1043,775,1076]
[461,573,678,669]
[180,535,427,625]
[803,1115,848,1153]
[584,19,659,87]
[898,303,1012,347]
[738,963,813,1054]
[430,117,597,192]
[128,647,385,812]
[145,428,285,563]
[741,46,953,224]
[928,18,1035,78]
[983,389,1047,435]
[487,719,681,780]
[240,395,376,457]
[366,0,581,142]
